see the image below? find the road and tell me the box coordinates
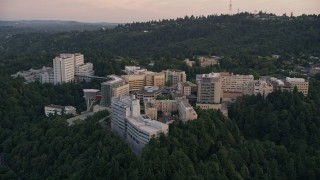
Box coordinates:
[67,112,94,126]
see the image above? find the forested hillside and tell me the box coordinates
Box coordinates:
[1,74,320,179]
[1,13,320,179]
[0,13,319,76]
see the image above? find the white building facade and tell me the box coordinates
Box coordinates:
[53,54,75,84]
[111,96,169,153]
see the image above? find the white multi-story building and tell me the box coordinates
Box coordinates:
[53,53,94,84]
[111,96,168,153]
[11,66,54,84]
[39,69,54,84]
[74,53,84,67]
[75,63,94,76]
[53,54,75,84]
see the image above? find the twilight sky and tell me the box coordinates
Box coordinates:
[1,0,319,23]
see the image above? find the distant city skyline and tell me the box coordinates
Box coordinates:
[1,0,319,23]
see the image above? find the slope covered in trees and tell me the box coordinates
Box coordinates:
[1,75,320,179]
[0,13,319,76]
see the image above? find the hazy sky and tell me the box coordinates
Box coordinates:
[1,0,319,23]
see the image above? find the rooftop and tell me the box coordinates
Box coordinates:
[45,104,65,109]
[83,89,100,93]
[102,75,124,85]
[286,77,306,83]
[127,114,168,134]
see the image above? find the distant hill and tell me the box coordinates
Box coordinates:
[0,20,118,35]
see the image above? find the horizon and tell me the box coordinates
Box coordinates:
[1,0,320,23]
[1,12,320,24]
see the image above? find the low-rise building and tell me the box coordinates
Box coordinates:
[177,82,192,96]
[285,77,309,96]
[176,97,197,122]
[267,77,309,96]
[254,79,274,98]
[184,59,196,67]
[44,104,76,116]
[124,66,147,75]
[11,66,54,84]
[197,56,220,67]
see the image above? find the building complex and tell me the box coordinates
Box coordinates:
[53,53,94,84]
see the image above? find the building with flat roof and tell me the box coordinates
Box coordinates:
[254,78,273,98]
[184,59,196,67]
[176,97,197,122]
[156,99,178,114]
[111,96,168,153]
[177,81,197,96]
[196,73,222,110]
[100,75,129,107]
[197,73,221,104]
[197,56,220,67]
[122,72,165,91]
[267,77,309,96]
[53,54,75,84]
[220,72,254,95]
[53,53,94,84]
[124,66,147,75]
[144,99,158,120]
[285,77,309,96]
[44,104,76,116]
[11,66,54,84]
[136,86,162,103]
[162,69,187,86]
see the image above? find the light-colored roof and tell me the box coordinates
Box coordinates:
[286,77,306,83]
[83,89,100,93]
[102,75,124,85]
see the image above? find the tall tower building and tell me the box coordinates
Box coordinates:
[100,75,129,107]
[197,73,221,104]
[53,54,75,84]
